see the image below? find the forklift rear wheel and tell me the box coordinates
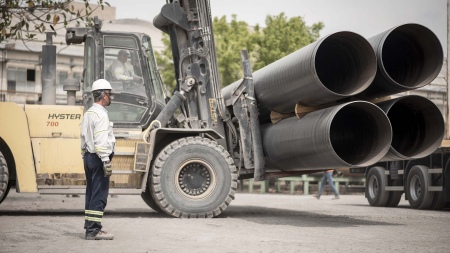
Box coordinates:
[0,151,11,205]
[151,137,237,218]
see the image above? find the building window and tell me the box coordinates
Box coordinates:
[7,67,35,93]
[56,71,68,94]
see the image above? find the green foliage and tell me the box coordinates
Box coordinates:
[213,15,261,87]
[155,34,176,93]
[155,12,324,93]
[0,0,109,41]
[255,13,324,70]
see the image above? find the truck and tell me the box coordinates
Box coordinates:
[0,0,448,217]
[361,115,450,210]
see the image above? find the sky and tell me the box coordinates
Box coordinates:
[105,0,447,54]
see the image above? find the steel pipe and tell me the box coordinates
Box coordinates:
[222,31,376,113]
[359,24,443,99]
[261,101,392,171]
[377,96,444,161]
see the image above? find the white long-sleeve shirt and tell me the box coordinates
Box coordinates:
[80,103,116,162]
[107,60,133,81]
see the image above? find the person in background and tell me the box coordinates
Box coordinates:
[81,79,116,240]
[314,170,340,200]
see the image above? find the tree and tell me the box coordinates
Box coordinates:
[254,13,324,70]
[0,0,109,41]
[155,13,324,93]
[156,15,260,93]
[213,15,261,87]
[154,34,176,93]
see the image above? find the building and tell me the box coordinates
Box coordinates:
[0,2,163,105]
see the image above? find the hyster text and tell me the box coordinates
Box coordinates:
[48,113,81,120]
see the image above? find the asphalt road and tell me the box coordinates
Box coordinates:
[0,189,449,253]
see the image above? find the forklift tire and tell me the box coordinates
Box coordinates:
[384,178,403,207]
[366,167,389,207]
[151,137,237,218]
[141,183,163,213]
[0,151,10,205]
[406,165,434,209]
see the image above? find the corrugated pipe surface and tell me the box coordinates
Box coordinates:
[359,23,443,99]
[222,31,376,113]
[261,101,392,171]
[377,95,444,161]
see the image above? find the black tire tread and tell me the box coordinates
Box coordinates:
[385,179,403,207]
[366,166,389,207]
[0,151,10,205]
[141,183,163,213]
[429,175,445,210]
[406,165,434,210]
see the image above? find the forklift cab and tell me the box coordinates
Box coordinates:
[67,21,166,129]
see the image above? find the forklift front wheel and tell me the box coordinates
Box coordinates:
[151,136,237,218]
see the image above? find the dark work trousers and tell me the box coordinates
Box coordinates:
[83,152,112,236]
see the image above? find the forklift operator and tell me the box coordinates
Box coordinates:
[107,49,142,82]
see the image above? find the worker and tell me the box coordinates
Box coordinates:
[81,79,116,240]
[314,170,340,200]
[107,49,142,82]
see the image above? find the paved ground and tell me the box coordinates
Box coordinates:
[0,189,449,253]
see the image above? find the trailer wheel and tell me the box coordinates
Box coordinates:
[406,165,434,209]
[151,137,237,218]
[0,151,11,205]
[385,179,403,207]
[429,175,445,210]
[366,167,389,206]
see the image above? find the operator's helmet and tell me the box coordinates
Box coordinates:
[118,49,129,56]
[92,79,112,91]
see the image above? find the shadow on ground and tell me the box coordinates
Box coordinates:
[219,205,399,228]
[1,204,398,228]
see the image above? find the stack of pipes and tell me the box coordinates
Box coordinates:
[222,24,444,171]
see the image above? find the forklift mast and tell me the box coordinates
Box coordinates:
[153,0,231,141]
[153,0,265,179]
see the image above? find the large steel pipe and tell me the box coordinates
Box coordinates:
[359,24,443,99]
[377,96,444,161]
[261,101,392,171]
[222,31,376,113]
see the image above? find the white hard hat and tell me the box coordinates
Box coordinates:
[92,79,112,91]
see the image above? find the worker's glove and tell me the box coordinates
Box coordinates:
[103,161,112,177]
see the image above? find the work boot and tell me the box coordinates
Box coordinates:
[86,230,114,240]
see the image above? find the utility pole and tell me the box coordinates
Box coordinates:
[41,32,56,105]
